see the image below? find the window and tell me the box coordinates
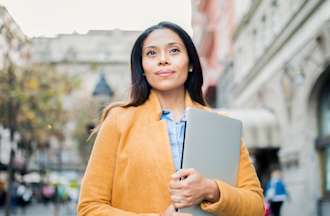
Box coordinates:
[251,28,257,62]
[205,86,217,108]
[326,147,330,192]
[271,0,281,36]
[234,46,243,83]
[320,88,330,135]
[320,85,330,193]
[261,14,268,50]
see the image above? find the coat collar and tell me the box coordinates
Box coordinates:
[144,90,206,121]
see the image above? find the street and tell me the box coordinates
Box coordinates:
[0,202,77,216]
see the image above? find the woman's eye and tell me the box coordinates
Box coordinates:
[170,48,180,54]
[146,50,156,56]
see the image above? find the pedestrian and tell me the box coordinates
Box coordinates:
[16,182,32,214]
[265,168,288,216]
[77,21,264,216]
[0,179,6,206]
[10,180,18,214]
[41,182,55,205]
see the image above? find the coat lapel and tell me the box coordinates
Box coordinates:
[142,90,208,175]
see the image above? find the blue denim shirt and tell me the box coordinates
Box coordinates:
[161,110,186,171]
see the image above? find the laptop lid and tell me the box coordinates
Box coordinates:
[179,108,242,216]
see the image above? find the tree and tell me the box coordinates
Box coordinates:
[0,63,80,162]
[71,96,98,165]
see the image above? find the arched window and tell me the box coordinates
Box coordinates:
[319,84,330,193]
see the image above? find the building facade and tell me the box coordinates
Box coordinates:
[191,0,238,108]
[31,30,141,167]
[228,0,330,215]
[31,29,140,102]
[191,0,220,107]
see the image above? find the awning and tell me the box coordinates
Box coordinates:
[215,109,280,149]
[23,172,42,183]
[0,162,7,171]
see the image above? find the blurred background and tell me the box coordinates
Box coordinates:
[0,0,330,215]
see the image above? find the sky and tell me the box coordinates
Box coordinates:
[0,0,192,37]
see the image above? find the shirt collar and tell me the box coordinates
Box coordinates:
[161,109,187,122]
[145,89,199,121]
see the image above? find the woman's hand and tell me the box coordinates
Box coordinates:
[161,204,192,216]
[169,168,220,209]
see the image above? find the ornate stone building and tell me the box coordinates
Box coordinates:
[193,0,330,215]
[31,30,141,168]
[31,29,140,102]
[223,0,330,215]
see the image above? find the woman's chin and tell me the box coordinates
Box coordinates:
[151,84,185,93]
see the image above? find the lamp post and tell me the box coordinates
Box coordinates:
[92,72,114,109]
[87,72,113,139]
[81,72,113,162]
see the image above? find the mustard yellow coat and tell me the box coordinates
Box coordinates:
[78,91,264,216]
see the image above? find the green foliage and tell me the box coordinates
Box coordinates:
[0,64,80,150]
[71,97,99,165]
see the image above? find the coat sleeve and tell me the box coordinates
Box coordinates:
[200,141,265,216]
[77,110,160,216]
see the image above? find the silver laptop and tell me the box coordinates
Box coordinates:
[179,108,242,216]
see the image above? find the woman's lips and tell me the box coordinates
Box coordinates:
[155,70,175,77]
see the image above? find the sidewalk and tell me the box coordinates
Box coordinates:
[0,201,77,216]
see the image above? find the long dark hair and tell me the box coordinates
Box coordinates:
[99,21,206,123]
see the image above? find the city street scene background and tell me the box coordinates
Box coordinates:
[0,0,330,215]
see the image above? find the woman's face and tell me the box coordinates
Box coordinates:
[142,28,189,93]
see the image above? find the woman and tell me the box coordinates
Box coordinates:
[78,21,264,216]
[265,168,288,216]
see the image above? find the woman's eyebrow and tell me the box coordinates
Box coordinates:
[143,45,157,49]
[143,42,184,49]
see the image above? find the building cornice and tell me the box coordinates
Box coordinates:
[233,0,262,41]
[44,60,128,65]
[233,0,325,99]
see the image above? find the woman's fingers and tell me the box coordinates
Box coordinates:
[171,194,194,209]
[169,179,190,190]
[169,168,213,209]
[171,168,196,180]
[173,200,192,209]
[171,195,182,203]
[169,179,182,189]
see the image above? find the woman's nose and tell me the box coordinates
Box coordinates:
[158,51,169,65]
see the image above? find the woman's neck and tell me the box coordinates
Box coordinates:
[155,87,186,121]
